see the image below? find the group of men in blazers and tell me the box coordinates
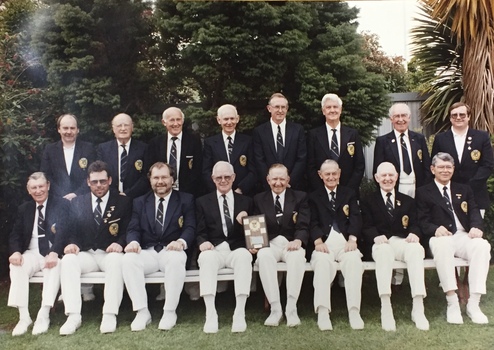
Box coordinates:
[7,92,493,335]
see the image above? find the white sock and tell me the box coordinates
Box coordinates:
[234,295,247,317]
[446,293,459,306]
[37,305,51,319]
[412,296,424,312]
[203,294,216,317]
[286,296,297,311]
[18,307,30,321]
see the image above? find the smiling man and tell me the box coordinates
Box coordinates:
[416,152,490,325]
[202,104,256,195]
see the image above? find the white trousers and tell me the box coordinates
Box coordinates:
[372,237,426,297]
[429,231,491,294]
[122,248,187,312]
[256,235,306,305]
[61,250,124,315]
[311,229,363,313]
[198,242,252,297]
[8,249,61,309]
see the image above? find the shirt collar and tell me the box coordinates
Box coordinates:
[117,138,132,147]
[451,126,468,137]
[393,129,409,139]
[168,132,182,141]
[222,130,236,142]
[270,118,286,129]
[325,122,341,132]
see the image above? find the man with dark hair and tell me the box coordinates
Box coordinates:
[59,161,132,335]
[8,172,69,336]
[122,162,196,331]
[432,102,494,215]
[416,152,490,324]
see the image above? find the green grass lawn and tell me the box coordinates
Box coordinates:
[1,268,493,350]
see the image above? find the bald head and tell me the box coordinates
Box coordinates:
[217,104,239,135]
[374,162,398,192]
[112,113,133,144]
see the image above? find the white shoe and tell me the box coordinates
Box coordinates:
[231,314,247,333]
[286,309,301,327]
[158,311,177,331]
[131,309,151,331]
[317,312,333,331]
[60,314,82,335]
[203,314,218,333]
[100,314,117,334]
[411,310,429,331]
[264,310,283,326]
[32,316,50,335]
[381,305,396,331]
[12,318,32,336]
[466,304,488,324]
[349,309,364,330]
[446,303,463,324]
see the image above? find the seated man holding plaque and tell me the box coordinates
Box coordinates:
[310,159,364,331]
[196,161,254,333]
[253,163,309,327]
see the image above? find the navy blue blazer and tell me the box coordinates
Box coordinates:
[9,196,70,257]
[96,139,149,198]
[66,190,132,251]
[373,130,432,188]
[127,190,196,250]
[431,128,494,209]
[253,188,309,246]
[196,192,253,250]
[416,181,483,243]
[202,133,257,195]
[307,125,365,196]
[145,131,203,197]
[252,121,307,190]
[40,140,96,198]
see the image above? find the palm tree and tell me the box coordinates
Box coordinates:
[412,0,494,133]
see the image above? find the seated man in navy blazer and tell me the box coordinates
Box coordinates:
[432,102,494,216]
[41,114,96,200]
[310,160,364,331]
[196,161,254,333]
[416,152,490,324]
[122,162,196,331]
[253,163,309,327]
[361,162,428,331]
[59,161,132,335]
[202,104,256,196]
[96,113,148,199]
[8,172,69,336]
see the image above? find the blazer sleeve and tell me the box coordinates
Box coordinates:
[469,131,494,189]
[347,132,365,192]
[252,127,269,189]
[372,136,386,178]
[126,197,145,245]
[415,187,439,239]
[201,139,217,194]
[9,204,28,255]
[293,192,310,246]
[289,125,307,187]
[195,197,209,247]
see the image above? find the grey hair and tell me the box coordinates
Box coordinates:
[321,93,343,108]
[432,152,455,166]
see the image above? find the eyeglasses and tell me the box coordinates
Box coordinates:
[112,123,132,129]
[391,114,409,119]
[450,113,467,120]
[434,165,454,170]
[89,179,109,185]
[269,105,288,111]
[213,175,233,183]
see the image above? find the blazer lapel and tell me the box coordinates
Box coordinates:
[145,193,156,233]
[386,133,400,165]
[70,141,82,177]
[316,126,331,158]
[444,130,461,165]
[282,190,296,226]
[56,141,69,176]
[460,129,474,164]
[214,135,229,161]
[162,191,178,235]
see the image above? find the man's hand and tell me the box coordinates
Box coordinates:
[286,239,302,251]
[236,211,248,224]
[200,241,214,252]
[119,192,127,196]
[63,193,77,201]
[374,235,388,245]
[106,243,123,253]
[345,236,358,252]
[44,252,59,269]
[64,244,80,254]
[125,241,141,253]
[9,252,23,266]
[435,226,453,237]
[406,233,420,243]
[314,239,329,253]
[468,227,483,239]
[166,240,185,251]
[248,248,258,255]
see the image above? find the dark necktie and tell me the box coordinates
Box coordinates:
[222,194,233,236]
[120,144,128,182]
[155,198,165,234]
[169,137,178,169]
[400,133,412,175]
[276,125,284,162]
[94,198,103,226]
[227,136,234,163]
[331,129,339,160]
[385,192,394,218]
[443,186,454,212]
[330,191,340,233]
[275,195,283,225]
[37,205,49,256]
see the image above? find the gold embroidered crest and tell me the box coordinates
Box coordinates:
[343,204,350,217]
[417,149,422,161]
[109,223,119,236]
[402,215,409,229]
[461,201,468,213]
[178,216,184,228]
[347,144,355,157]
[292,212,298,224]
[188,158,193,169]
[240,155,247,167]
[79,158,87,169]
[471,150,481,161]
[51,224,56,234]
[135,160,143,171]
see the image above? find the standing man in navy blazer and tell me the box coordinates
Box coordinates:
[59,161,132,335]
[97,113,148,199]
[8,172,69,336]
[253,93,307,190]
[146,107,203,197]
[416,152,490,325]
[373,103,431,198]
[310,160,364,331]
[253,164,309,327]
[203,104,257,195]
[432,102,494,214]
[196,161,254,333]
[122,162,196,331]
[307,94,365,196]
[41,114,96,200]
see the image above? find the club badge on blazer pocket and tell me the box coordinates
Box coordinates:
[343,204,350,217]
[347,142,355,157]
[135,160,143,171]
[402,215,409,229]
[79,158,87,169]
[240,155,247,167]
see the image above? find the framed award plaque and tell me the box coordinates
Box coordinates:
[243,214,268,249]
